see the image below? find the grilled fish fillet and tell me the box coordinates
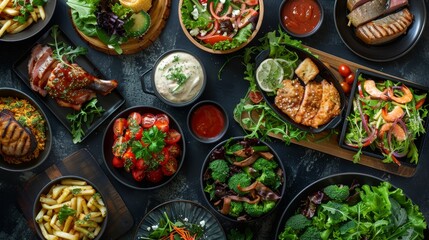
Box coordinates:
[355,8,413,45]
[347,0,388,27]
[309,80,341,128]
[295,81,323,125]
[274,79,305,119]
[347,0,371,11]
[0,110,37,158]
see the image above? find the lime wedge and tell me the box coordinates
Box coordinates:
[256,58,284,92]
[275,58,295,79]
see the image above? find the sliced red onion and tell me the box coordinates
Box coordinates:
[356,99,370,134]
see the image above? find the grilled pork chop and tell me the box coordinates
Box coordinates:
[309,80,341,128]
[0,110,37,158]
[275,79,305,120]
[355,8,413,45]
[28,44,118,110]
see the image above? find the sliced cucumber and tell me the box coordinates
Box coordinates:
[125,11,151,38]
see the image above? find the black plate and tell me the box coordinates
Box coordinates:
[339,69,429,166]
[134,200,226,239]
[12,26,125,142]
[275,172,429,238]
[0,0,57,42]
[255,47,346,134]
[334,0,426,62]
[102,106,185,190]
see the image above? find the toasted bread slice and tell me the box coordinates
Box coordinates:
[295,58,319,84]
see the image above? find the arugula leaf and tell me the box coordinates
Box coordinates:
[66,98,105,144]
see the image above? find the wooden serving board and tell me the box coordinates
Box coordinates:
[238,46,417,178]
[17,149,134,239]
[72,0,171,55]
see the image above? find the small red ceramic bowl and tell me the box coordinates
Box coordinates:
[279,0,324,38]
[187,100,229,143]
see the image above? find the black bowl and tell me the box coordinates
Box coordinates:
[200,136,286,222]
[134,200,226,239]
[141,49,206,107]
[275,172,428,238]
[187,100,229,144]
[33,175,108,240]
[0,0,57,42]
[279,0,324,38]
[102,105,185,190]
[339,69,429,167]
[255,48,346,134]
[0,87,52,172]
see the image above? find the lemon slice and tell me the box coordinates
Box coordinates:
[119,0,152,12]
[275,58,294,79]
[256,58,284,92]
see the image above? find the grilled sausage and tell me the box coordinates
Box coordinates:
[0,110,37,158]
[355,8,413,45]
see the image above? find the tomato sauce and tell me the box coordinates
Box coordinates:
[281,0,321,35]
[190,104,225,139]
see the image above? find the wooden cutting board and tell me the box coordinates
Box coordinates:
[17,149,134,239]
[72,0,171,55]
[237,46,417,178]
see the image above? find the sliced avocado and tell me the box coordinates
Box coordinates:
[125,11,151,38]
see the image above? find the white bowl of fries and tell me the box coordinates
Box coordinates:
[33,176,108,240]
[0,0,56,41]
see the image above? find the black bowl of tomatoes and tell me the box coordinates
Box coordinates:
[102,106,185,190]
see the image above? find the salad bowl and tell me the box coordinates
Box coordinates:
[178,0,264,54]
[275,172,428,239]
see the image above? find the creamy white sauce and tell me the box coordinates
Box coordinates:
[154,52,204,103]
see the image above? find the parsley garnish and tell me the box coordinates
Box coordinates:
[166,67,189,92]
[49,25,87,68]
[58,205,76,223]
[71,188,82,195]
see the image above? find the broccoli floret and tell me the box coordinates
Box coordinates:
[252,158,278,171]
[243,166,258,178]
[300,226,322,240]
[209,159,229,183]
[278,226,299,240]
[243,201,276,217]
[285,214,311,231]
[204,183,215,200]
[228,173,251,194]
[323,184,350,201]
[257,169,280,189]
[228,201,244,218]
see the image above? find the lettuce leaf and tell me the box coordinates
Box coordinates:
[212,23,253,51]
[181,0,211,30]
[68,0,99,37]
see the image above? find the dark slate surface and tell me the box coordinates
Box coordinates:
[1,0,429,239]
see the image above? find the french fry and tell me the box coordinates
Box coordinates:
[3,7,19,16]
[0,19,11,37]
[0,0,10,13]
[35,208,47,223]
[63,216,74,233]
[53,230,79,240]
[38,5,45,20]
[40,196,57,205]
[10,18,33,34]
[61,179,87,186]
[30,10,38,21]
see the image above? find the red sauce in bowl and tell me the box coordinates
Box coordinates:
[281,0,321,35]
[190,104,226,139]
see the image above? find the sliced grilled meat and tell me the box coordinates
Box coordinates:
[0,110,37,158]
[295,81,323,126]
[347,0,371,11]
[347,0,388,27]
[356,8,413,45]
[309,80,341,128]
[28,44,55,96]
[274,79,305,120]
[385,0,408,15]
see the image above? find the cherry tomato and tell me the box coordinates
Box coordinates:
[113,118,127,137]
[141,113,156,128]
[167,143,181,158]
[153,147,170,164]
[112,156,123,168]
[122,148,136,172]
[338,64,351,78]
[165,129,181,144]
[146,168,164,183]
[345,73,355,85]
[161,156,178,176]
[154,114,170,132]
[198,0,207,3]
[202,35,232,45]
[125,127,143,140]
[127,112,142,126]
[132,169,145,182]
[249,90,263,104]
[341,82,351,95]
[112,136,127,157]
[135,159,146,170]
[245,0,258,6]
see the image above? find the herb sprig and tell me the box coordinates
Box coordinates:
[49,25,87,68]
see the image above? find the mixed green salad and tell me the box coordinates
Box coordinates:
[344,75,428,165]
[278,181,427,240]
[67,0,151,54]
[181,0,260,51]
[203,138,284,221]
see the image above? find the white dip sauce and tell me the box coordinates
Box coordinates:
[154,51,205,103]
